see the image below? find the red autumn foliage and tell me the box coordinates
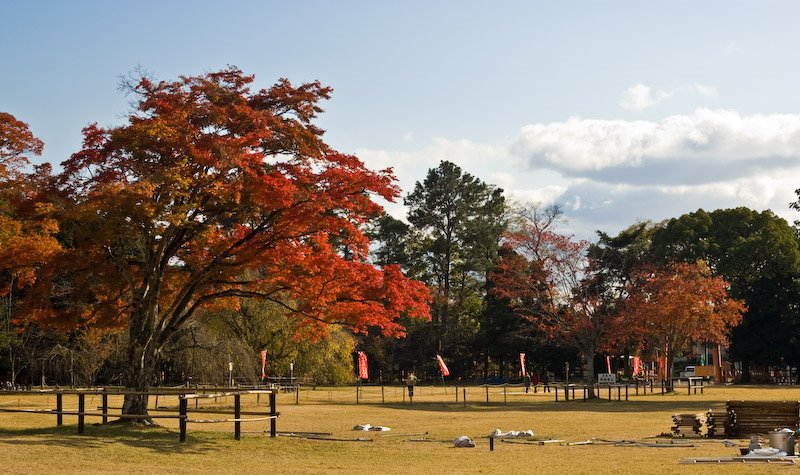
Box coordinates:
[0,112,43,179]
[0,113,60,293]
[624,261,746,379]
[11,68,429,412]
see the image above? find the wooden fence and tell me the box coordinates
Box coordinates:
[552,377,705,402]
[337,379,706,406]
[0,388,278,442]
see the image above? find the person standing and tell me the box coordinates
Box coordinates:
[406,372,418,399]
[524,373,532,393]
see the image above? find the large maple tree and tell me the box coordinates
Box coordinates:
[0,112,60,387]
[17,68,429,416]
[625,261,745,389]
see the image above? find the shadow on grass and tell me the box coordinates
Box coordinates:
[0,423,223,454]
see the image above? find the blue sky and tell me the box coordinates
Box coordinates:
[4,1,800,238]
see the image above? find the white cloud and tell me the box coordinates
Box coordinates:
[402,131,414,142]
[504,185,568,207]
[354,108,800,241]
[556,174,800,239]
[620,83,673,111]
[513,108,800,185]
[354,137,571,222]
[356,138,509,194]
[489,172,515,189]
[691,83,718,98]
[620,83,718,111]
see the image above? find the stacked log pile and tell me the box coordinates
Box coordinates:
[705,410,730,438]
[726,401,800,437]
[672,413,703,437]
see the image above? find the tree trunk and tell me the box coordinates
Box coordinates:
[584,348,597,398]
[122,363,153,422]
[442,248,450,344]
[120,316,160,425]
[666,353,675,392]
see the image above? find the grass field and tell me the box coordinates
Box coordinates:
[3,384,800,474]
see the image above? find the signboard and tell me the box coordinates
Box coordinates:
[597,373,616,385]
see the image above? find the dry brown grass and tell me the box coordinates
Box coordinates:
[3,384,800,474]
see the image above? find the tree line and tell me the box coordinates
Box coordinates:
[0,68,798,414]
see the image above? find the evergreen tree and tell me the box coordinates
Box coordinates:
[404,161,506,374]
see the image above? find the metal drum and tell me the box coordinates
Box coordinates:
[768,430,795,455]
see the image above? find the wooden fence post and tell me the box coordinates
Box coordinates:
[78,393,85,434]
[56,393,63,426]
[234,394,241,440]
[179,397,187,443]
[381,386,385,404]
[102,390,108,424]
[463,388,466,407]
[485,385,489,403]
[269,392,277,437]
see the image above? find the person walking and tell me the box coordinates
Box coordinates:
[406,372,418,400]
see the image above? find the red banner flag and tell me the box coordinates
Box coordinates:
[606,355,612,374]
[632,356,641,376]
[436,354,450,377]
[358,351,369,380]
[519,353,526,376]
[260,350,267,381]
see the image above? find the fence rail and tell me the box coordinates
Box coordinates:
[277,379,707,406]
[0,388,278,442]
